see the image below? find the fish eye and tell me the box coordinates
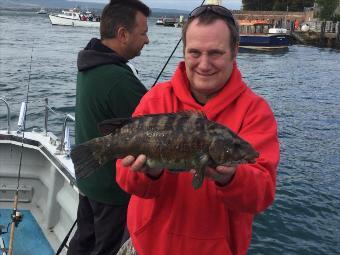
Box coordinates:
[225,146,232,154]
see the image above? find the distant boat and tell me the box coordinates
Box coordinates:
[37,8,47,14]
[156,17,183,27]
[163,17,177,27]
[48,8,100,28]
[238,20,290,51]
[174,15,185,28]
[205,0,222,4]
[156,18,164,25]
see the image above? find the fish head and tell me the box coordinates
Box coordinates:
[209,135,259,166]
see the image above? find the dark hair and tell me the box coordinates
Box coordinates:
[100,0,151,39]
[182,5,239,58]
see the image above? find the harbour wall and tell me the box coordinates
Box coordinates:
[292,21,340,49]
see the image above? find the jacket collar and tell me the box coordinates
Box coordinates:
[77,38,127,71]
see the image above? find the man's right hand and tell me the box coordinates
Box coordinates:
[121,155,163,178]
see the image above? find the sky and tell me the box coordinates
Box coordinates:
[70,0,243,11]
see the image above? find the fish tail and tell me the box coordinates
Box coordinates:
[70,143,102,179]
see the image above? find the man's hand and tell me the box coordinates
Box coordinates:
[121,155,163,178]
[204,165,236,186]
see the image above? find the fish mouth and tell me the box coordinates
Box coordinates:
[246,151,260,162]
[221,160,245,167]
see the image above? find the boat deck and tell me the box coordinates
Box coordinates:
[0,209,54,254]
[0,129,79,254]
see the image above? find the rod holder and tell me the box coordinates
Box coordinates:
[57,114,75,156]
[17,102,27,133]
[44,98,48,136]
[64,126,71,157]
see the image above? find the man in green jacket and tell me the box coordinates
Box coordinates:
[67,1,150,254]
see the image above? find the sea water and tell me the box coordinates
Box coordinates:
[0,10,340,254]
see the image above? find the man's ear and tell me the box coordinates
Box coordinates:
[117,26,129,44]
[233,43,239,59]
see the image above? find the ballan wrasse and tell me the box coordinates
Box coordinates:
[70,112,259,189]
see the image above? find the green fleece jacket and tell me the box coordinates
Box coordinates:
[75,38,147,204]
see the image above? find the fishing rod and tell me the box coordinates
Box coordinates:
[55,219,77,255]
[152,0,206,87]
[7,46,34,255]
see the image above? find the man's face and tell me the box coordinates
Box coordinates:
[125,11,149,60]
[184,19,237,104]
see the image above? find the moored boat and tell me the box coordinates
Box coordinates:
[239,34,290,51]
[174,15,185,28]
[48,8,100,28]
[162,17,177,27]
[156,17,183,27]
[156,17,164,25]
[238,20,290,51]
[37,8,47,15]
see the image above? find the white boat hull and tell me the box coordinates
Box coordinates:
[49,14,100,28]
[0,130,78,253]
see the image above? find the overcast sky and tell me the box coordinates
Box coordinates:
[70,0,242,11]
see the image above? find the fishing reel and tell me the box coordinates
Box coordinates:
[10,210,23,227]
[0,225,6,235]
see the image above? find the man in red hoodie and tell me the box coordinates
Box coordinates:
[116,5,280,255]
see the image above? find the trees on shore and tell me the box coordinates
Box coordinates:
[241,0,340,21]
[316,0,340,21]
[242,0,314,11]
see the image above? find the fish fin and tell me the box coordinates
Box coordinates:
[168,111,206,118]
[192,154,209,190]
[174,111,207,120]
[132,111,208,131]
[98,118,132,136]
[134,111,207,120]
[192,167,205,190]
[70,143,101,179]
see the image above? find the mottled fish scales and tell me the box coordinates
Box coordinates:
[70,112,259,189]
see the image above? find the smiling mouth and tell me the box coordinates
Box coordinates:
[196,72,216,77]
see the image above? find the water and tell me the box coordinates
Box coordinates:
[1,10,340,254]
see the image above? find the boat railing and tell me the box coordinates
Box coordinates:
[1,97,75,157]
[42,98,74,156]
[0,97,11,134]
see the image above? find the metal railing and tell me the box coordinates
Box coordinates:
[0,98,11,134]
[304,20,340,33]
[1,97,75,156]
[42,98,75,156]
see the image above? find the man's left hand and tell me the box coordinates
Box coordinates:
[204,165,236,186]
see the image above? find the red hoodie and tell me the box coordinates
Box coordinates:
[116,62,280,255]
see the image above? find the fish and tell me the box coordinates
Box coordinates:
[70,112,259,189]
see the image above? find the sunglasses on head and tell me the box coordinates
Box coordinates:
[189,4,236,27]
